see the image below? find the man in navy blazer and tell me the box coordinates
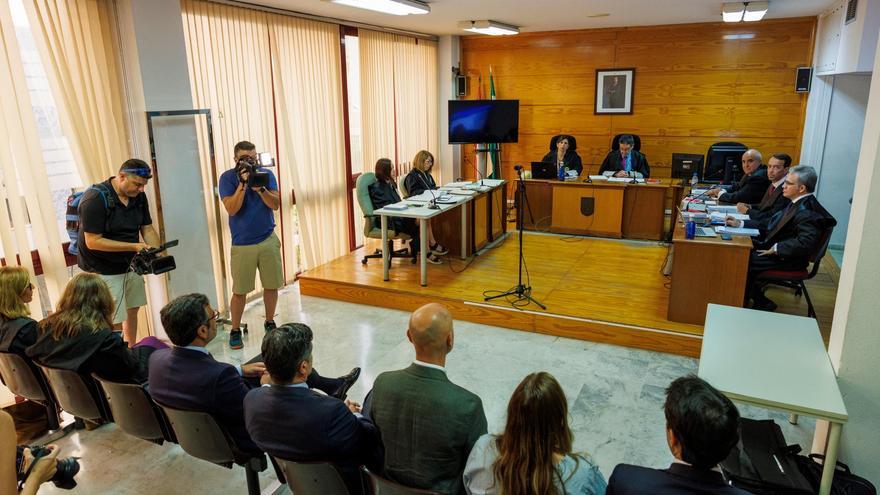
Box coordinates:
[149,294,361,452]
[606,375,750,495]
[244,323,382,494]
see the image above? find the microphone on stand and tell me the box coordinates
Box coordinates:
[470,160,486,187]
[416,172,441,210]
[629,170,638,184]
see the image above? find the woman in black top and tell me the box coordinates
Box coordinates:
[402,150,448,258]
[0,267,38,357]
[541,135,583,177]
[369,158,442,264]
[28,273,166,384]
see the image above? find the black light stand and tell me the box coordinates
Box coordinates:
[484,166,546,309]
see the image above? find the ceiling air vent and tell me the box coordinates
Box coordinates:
[845,0,857,24]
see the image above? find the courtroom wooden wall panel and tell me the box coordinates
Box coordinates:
[460,17,816,180]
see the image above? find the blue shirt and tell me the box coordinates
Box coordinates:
[218,168,278,246]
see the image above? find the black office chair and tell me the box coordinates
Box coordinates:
[705,142,748,183]
[91,374,176,445]
[158,404,268,495]
[274,458,350,495]
[611,134,641,151]
[549,134,578,152]
[0,353,61,430]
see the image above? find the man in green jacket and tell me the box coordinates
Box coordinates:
[366,303,487,495]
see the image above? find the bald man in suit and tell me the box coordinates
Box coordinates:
[706,149,770,205]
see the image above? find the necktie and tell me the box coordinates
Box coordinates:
[766,202,796,241]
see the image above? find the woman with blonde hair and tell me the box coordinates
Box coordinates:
[0,266,39,357]
[464,372,607,495]
[27,273,166,384]
[402,150,448,258]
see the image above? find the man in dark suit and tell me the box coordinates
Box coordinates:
[149,293,361,452]
[606,375,749,495]
[728,165,836,311]
[244,323,381,494]
[599,134,650,178]
[735,152,791,227]
[365,303,487,495]
[706,149,770,204]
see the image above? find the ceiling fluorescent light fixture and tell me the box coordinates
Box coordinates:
[459,20,519,36]
[743,1,769,21]
[328,0,430,16]
[722,2,745,22]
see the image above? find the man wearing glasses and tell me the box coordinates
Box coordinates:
[77,159,160,345]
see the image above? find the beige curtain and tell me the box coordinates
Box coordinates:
[23,0,130,184]
[269,14,348,269]
[361,30,439,181]
[0,0,67,314]
[181,0,278,306]
[360,30,398,170]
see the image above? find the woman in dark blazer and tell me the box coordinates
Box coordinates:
[28,273,166,384]
[541,134,583,177]
[369,158,442,264]
[0,267,39,357]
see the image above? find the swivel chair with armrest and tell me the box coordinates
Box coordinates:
[356,172,414,266]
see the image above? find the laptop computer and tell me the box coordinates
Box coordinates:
[531,161,556,180]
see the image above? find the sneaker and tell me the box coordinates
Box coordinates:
[430,243,449,255]
[426,253,443,265]
[229,329,244,349]
[264,320,277,332]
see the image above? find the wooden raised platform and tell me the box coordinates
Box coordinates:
[300,232,706,357]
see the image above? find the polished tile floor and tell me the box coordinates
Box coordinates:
[38,283,816,494]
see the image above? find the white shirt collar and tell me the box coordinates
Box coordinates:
[792,192,813,204]
[772,175,786,188]
[413,360,446,373]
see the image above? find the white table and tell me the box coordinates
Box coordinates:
[374,196,469,287]
[698,304,847,495]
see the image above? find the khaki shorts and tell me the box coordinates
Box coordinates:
[231,232,284,294]
[100,272,147,324]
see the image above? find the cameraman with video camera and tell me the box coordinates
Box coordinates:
[78,159,160,346]
[219,141,282,350]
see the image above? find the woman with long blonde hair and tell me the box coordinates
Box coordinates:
[402,150,448,260]
[27,273,165,384]
[464,372,606,494]
[0,266,39,357]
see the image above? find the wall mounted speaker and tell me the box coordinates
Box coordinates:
[796,67,812,93]
[456,74,467,97]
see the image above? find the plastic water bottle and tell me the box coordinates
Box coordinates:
[685,220,696,239]
[690,172,699,187]
[558,161,566,181]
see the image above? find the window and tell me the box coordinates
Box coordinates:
[344,32,365,248]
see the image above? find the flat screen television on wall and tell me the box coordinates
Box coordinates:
[448,99,519,144]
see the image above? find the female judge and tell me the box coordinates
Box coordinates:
[541,135,584,177]
[402,150,448,258]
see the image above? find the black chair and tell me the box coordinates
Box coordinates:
[361,467,442,495]
[549,134,578,152]
[35,364,112,423]
[91,374,176,445]
[611,133,641,151]
[158,404,267,495]
[0,353,61,430]
[274,458,349,495]
[756,226,834,319]
[705,141,748,183]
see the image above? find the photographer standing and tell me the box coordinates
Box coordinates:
[78,159,159,345]
[218,141,282,349]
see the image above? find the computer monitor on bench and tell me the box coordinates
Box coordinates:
[704,143,747,184]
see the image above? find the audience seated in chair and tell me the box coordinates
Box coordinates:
[0,267,40,360]
[464,371,606,495]
[244,323,382,494]
[599,134,649,179]
[149,293,360,452]
[706,149,770,205]
[365,303,487,495]
[27,273,166,385]
[725,165,836,311]
[606,375,748,495]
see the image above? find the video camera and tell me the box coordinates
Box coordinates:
[132,239,178,275]
[236,151,276,189]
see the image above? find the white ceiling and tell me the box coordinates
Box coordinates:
[239,0,838,36]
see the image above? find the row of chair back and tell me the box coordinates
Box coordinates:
[0,353,436,494]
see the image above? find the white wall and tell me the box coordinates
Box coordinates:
[815,74,872,247]
[822,33,880,485]
[437,35,461,182]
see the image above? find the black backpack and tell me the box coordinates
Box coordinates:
[65,182,118,255]
[794,454,877,495]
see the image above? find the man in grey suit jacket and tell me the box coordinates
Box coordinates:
[365,303,487,495]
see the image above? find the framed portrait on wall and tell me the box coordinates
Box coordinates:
[595,68,635,114]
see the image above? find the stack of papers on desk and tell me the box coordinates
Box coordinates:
[709,211,749,223]
[461,183,491,191]
[478,178,505,187]
[714,226,759,236]
[447,188,478,196]
[606,177,646,183]
[381,202,409,211]
[588,175,608,181]
[443,181,475,188]
[708,205,738,214]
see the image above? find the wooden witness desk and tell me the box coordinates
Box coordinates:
[667,222,752,325]
[432,182,507,257]
[520,178,674,240]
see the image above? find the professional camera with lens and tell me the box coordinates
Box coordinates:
[236,151,275,189]
[131,239,178,275]
[16,445,80,490]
